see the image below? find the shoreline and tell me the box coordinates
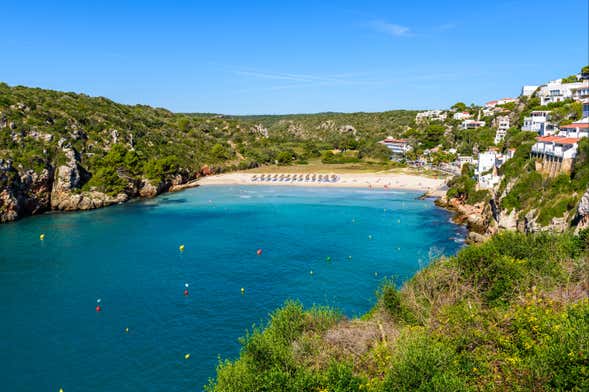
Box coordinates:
[196,172,448,193]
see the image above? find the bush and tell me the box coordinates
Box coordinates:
[381,330,470,391]
[84,167,127,196]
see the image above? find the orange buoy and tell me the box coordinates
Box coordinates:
[256,249,263,256]
[184,289,189,296]
[96,305,101,312]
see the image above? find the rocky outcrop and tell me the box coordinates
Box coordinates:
[51,191,128,211]
[498,209,518,231]
[574,188,589,230]
[436,196,492,242]
[0,159,53,223]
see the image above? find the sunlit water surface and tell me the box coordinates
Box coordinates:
[0,185,466,391]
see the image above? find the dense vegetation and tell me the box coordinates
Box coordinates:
[0,83,419,199]
[207,231,589,391]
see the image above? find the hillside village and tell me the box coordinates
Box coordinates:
[380,65,589,239]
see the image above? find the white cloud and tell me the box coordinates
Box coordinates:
[369,20,411,37]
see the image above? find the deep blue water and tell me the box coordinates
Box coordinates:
[0,185,465,391]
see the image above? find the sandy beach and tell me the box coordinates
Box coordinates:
[197,172,448,194]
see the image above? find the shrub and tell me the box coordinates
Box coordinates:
[84,167,127,196]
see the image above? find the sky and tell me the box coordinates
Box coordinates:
[1,0,588,114]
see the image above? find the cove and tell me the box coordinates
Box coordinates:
[0,185,466,391]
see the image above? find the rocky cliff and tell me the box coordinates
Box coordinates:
[0,149,206,223]
[439,185,589,243]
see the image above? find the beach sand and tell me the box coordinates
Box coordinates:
[197,172,448,193]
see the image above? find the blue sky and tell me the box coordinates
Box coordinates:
[1,0,587,114]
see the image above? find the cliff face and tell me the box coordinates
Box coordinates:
[0,151,202,223]
[441,185,589,243]
[574,188,589,231]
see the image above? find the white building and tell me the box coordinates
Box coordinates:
[494,116,510,145]
[461,119,486,130]
[570,80,589,102]
[453,111,472,120]
[537,79,585,106]
[558,121,589,139]
[457,155,475,168]
[522,110,555,135]
[416,110,447,122]
[570,81,589,118]
[531,120,588,176]
[532,136,580,160]
[521,85,539,97]
[476,149,512,189]
[380,137,412,155]
[485,98,517,108]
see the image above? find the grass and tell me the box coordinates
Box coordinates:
[243,159,446,179]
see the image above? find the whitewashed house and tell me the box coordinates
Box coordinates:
[461,119,486,130]
[570,81,589,118]
[485,98,517,108]
[521,85,539,97]
[531,119,588,176]
[457,155,475,168]
[416,110,447,122]
[476,149,512,189]
[522,110,555,135]
[494,116,510,144]
[453,112,472,120]
[558,121,589,139]
[537,79,585,106]
[380,137,412,155]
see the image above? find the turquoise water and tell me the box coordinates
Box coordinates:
[0,185,465,391]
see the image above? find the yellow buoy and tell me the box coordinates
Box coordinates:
[348,255,352,260]
[125,327,129,333]
[179,244,185,252]
[59,389,64,392]
[310,270,314,275]
[185,353,191,360]
[240,287,245,294]
[40,233,45,240]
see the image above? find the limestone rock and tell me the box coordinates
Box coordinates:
[575,188,589,230]
[139,180,159,198]
[498,209,518,230]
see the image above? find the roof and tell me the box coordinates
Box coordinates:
[560,123,589,129]
[536,136,580,144]
[382,138,409,143]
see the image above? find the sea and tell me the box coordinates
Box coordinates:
[0,185,466,391]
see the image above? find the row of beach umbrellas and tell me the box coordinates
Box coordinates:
[251,173,340,183]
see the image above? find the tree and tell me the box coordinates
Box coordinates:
[421,124,445,149]
[276,151,294,165]
[211,143,228,161]
[451,102,467,112]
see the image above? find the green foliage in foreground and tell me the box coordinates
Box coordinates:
[207,232,589,391]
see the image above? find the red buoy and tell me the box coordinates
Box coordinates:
[184,289,189,296]
[96,305,101,312]
[256,249,263,256]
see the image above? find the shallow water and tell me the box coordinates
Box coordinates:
[0,185,465,391]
